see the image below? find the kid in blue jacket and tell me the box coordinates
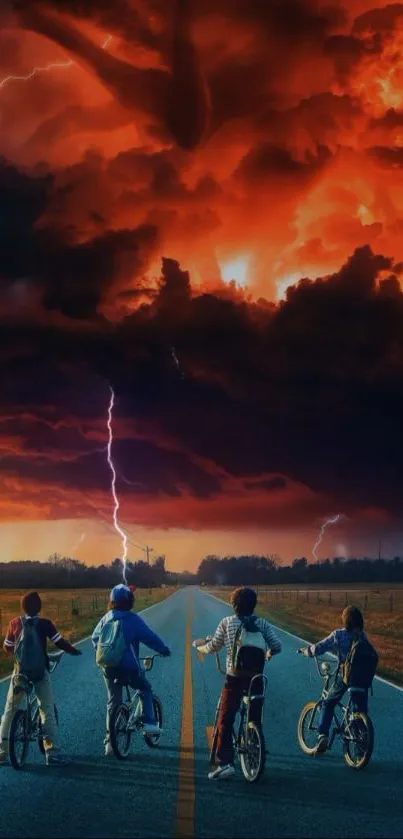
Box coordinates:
[92,584,171,756]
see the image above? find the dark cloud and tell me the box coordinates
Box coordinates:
[1,1,403,540]
[1,245,403,531]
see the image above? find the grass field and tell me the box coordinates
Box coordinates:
[0,587,176,679]
[209,584,403,686]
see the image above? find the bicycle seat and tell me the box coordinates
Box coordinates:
[12,674,31,693]
[347,686,367,693]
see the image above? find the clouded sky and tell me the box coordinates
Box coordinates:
[1,0,403,570]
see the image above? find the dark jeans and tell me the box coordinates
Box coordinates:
[215,674,264,766]
[318,675,368,736]
[103,666,155,744]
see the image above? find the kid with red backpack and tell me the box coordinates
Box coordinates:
[300,605,378,755]
[0,591,82,766]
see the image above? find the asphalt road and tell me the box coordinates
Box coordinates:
[0,587,402,839]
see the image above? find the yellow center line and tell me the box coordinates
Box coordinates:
[175,593,195,839]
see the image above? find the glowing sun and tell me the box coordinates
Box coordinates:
[220,257,250,287]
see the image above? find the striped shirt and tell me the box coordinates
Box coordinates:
[198,614,282,675]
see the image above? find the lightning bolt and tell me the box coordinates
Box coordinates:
[71,532,85,556]
[312,514,342,561]
[107,384,128,585]
[171,345,185,379]
[0,34,112,91]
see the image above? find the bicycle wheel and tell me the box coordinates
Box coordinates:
[9,709,30,770]
[38,705,59,755]
[297,701,321,755]
[109,705,132,760]
[144,696,163,748]
[343,713,374,770]
[240,722,265,782]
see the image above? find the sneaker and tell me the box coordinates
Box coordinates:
[46,752,71,766]
[208,764,235,780]
[143,723,162,736]
[104,743,114,757]
[314,735,328,756]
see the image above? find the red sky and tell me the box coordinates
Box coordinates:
[1,1,403,570]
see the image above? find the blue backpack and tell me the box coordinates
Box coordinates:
[96,618,127,668]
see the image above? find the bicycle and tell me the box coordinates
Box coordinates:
[194,637,268,783]
[109,655,163,760]
[297,649,374,770]
[9,652,64,770]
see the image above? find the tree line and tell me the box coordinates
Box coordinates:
[1,552,403,590]
[197,554,403,585]
[0,554,192,589]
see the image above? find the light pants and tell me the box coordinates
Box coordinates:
[0,670,60,756]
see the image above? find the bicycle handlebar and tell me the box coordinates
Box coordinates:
[297,648,338,678]
[140,654,162,672]
[48,652,65,673]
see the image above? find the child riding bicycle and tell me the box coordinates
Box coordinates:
[92,584,171,757]
[193,587,282,780]
[300,605,377,755]
[0,591,82,766]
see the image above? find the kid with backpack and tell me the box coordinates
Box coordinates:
[193,587,282,780]
[92,584,171,757]
[0,591,82,766]
[300,605,378,755]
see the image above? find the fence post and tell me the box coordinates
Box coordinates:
[328,591,332,606]
[296,589,299,602]
[306,590,309,603]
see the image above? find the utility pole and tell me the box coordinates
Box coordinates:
[144,546,154,565]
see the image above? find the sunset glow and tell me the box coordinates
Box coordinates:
[220,257,250,288]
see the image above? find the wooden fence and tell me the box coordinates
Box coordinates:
[213,586,403,614]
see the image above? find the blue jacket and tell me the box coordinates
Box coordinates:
[92,609,170,671]
[310,628,368,663]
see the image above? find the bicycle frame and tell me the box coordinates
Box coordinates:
[303,654,369,751]
[212,650,268,745]
[116,655,161,729]
[11,652,63,721]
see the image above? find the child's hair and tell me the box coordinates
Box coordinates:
[230,587,257,617]
[21,591,42,617]
[342,605,364,632]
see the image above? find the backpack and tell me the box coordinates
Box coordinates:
[231,616,267,676]
[343,635,378,690]
[14,617,47,683]
[95,618,127,668]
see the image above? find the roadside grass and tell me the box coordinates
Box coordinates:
[209,586,403,687]
[0,587,176,679]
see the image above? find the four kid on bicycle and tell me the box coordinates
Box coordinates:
[0,584,378,774]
